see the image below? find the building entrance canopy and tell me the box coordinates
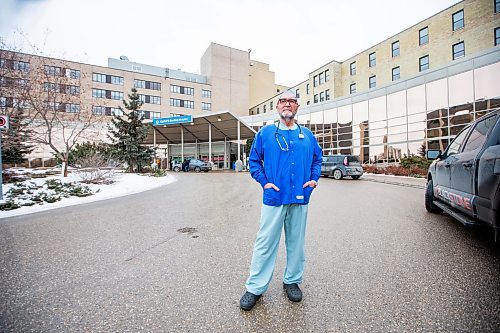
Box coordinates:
[143,111,256,145]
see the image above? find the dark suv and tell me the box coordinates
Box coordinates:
[425,108,500,241]
[321,154,363,180]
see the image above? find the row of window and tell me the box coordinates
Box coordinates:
[93,73,124,85]
[256,100,275,114]
[43,82,80,95]
[201,102,211,111]
[348,8,473,76]
[314,90,331,103]
[46,101,80,113]
[0,97,30,108]
[92,106,161,119]
[139,94,161,105]
[0,77,29,88]
[44,65,81,79]
[92,88,123,100]
[348,40,472,95]
[92,106,123,117]
[171,85,194,95]
[170,98,194,109]
[313,69,330,87]
[134,79,161,91]
[0,59,30,72]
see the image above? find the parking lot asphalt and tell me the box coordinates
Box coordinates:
[0,172,499,332]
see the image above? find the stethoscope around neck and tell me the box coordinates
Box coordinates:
[274,120,305,152]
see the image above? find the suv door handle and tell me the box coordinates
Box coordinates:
[444,163,451,168]
[462,162,473,168]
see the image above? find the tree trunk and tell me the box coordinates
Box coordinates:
[63,153,69,177]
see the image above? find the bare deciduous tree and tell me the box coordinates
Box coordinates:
[1,39,102,176]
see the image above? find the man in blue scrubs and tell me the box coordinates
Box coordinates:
[240,90,323,311]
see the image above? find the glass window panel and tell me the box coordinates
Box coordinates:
[368,136,386,145]
[353,138,360,147]
[388,116,407,126]
[387,91,406,119]
[338,139,353,147]
[427,116,448,129]
[387,143,406,162]
[324,108,337,147]
[388,124,408,135]
[388,133,408,143]
[448,71,473,107]
[369,96,386,122]
[408,122,426,132]
[369,145,386,164]
[408,131,425,141]
[449,109,473,126]
[408,140,426,156]
[338,105,352,127]
[419,27,429,45]
[474,62,500,102]
[297,112,310,126]
[370,128,388,137]
[427,127,449,139]
[324,108,337,124]
[352,101,368,131]
[426,79,448,111]
[427,108,448,121]
[370,120,388,130]
[427,139,449,151]
[407,85,426,115]
[310,111,323,134]
[408,112,426,123]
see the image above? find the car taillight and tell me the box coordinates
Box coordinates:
[343,156,349,166]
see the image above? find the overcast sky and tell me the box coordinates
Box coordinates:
[0,0,461,87]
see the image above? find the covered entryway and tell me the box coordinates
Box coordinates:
[142,111,256,170]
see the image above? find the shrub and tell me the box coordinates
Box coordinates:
[363,164,427,178]
[55,142,113,167]
[400,155,431,170]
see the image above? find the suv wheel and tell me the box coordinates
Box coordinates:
[194,166,201,173]
[425,179,442,213]
[332,169,343,180]
[173,166,180,172]
[352,175,360,180]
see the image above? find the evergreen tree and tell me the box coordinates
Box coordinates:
[107,88,154,172]
[417,142,426,157]
[1,106,34,164]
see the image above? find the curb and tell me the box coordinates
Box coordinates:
[361,176,426,189]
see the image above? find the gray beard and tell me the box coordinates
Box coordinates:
[280,112,295,121]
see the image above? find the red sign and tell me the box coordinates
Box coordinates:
[0,115,8,130]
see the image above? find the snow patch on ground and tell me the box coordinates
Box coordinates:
[1,172,177,219]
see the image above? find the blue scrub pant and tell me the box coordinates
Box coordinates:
[245,204,309,295]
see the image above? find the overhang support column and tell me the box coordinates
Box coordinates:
[208,123,212,165]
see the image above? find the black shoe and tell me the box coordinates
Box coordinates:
[283,283,303,302]
[240,291,261,311]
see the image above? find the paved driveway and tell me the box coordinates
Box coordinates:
[1,173,499,332]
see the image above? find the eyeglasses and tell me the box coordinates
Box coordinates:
[278,99,298,105]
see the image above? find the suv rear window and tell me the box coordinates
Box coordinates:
[347,156,360,163]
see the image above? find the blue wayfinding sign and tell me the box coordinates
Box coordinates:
[153,115,193,126]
